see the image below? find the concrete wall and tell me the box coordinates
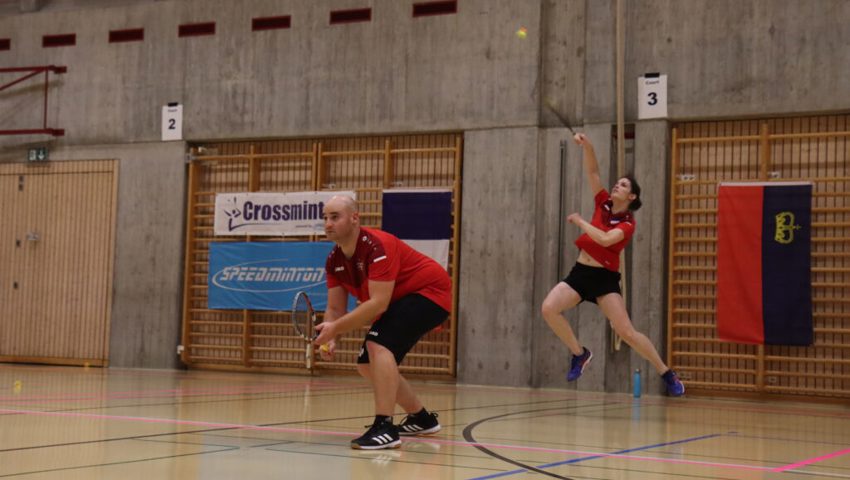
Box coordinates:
[0,0,544,144]
[2,0,846,135]
[630,120,671,394]
[457,127,539,386]
[624,0,850,120]
[0,0,846,387]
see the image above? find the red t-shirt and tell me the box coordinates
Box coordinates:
[325,227,452,314]
[574,189,635,271]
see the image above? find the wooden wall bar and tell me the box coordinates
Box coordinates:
[182,134,462,377]
[668,115,849,398]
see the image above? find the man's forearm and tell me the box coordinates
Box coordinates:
[326,298,385,336]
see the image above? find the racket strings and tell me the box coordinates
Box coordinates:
[292,294,316,340]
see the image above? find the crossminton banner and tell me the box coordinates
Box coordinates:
[382,189,452,270]
[716,182,813,346]
[214,191,355,236]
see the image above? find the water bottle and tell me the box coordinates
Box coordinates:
[633,368,642,398]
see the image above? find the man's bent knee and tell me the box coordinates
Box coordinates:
[356,363,372,379]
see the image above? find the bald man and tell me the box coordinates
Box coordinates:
[314,195,452,450]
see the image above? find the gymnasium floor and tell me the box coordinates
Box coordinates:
[0,365,848,479]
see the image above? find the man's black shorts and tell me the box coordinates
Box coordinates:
[563,262,621,304]
[357,294,449,365]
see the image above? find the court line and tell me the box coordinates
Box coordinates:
[781,469,850,479]
[265,445,507,474]
[5,405,846,478]
[773,447,850,472]
[0,397,586,454]
[416,384,850,421]
[6,369,849,420]
[730,433,850,448]
[0,381,353,404]
[0,405,774,474]
[462,403,771,480]
[0,446,238,478]
[458,402,642,480]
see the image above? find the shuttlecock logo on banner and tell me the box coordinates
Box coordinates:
[381,189,452,270]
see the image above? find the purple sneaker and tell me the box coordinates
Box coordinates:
[567,347,592,381]
[662,369,685,396]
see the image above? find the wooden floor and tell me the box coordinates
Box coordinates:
[1,365,848,479]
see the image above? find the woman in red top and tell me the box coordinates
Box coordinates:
[541,133,684,396]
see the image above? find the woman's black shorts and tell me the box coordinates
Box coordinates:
[357,294,449,365]
[563,262,622,304]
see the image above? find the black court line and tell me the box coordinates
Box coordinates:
[3,394,820,480]
[132,437,240,449]
[0,398,622,480]
[4,393,793,479]
[0,446,238,478]
[461,403,624,480]
[2,394,811,480]
[256,429,748,480]
[0,385,374,415]
[0,396,589,454]
[264,445,506,473]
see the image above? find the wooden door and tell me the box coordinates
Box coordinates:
[0,160,117,366]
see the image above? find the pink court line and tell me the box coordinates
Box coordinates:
[0,407,775,473]
[0,382,360,405]
[412,383,850,420]
[773,447,850,473]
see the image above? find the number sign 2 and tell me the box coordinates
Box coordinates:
[162,103,183,141]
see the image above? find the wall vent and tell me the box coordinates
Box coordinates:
[252,15,291,31]
[43,34,76,48]
[109,28,144,43]
[179,22,216,37]
[329,8,371,25]
[413,1,457,17]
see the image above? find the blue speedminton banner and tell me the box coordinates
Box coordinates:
[209,242,336,311]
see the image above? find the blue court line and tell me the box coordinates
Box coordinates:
[467,432,727,480]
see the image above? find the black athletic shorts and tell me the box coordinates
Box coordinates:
[357,294,449,365]
[563,262,621,304]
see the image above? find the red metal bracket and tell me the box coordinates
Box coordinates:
[0,65,67,136]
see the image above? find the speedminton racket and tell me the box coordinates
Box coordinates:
[291,291,318,370]
[291,291,318,341]
[545,100,577,135]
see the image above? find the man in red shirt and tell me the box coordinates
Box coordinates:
[314,195,451,449]
[541,133,684,396]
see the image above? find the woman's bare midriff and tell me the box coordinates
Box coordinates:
[576,250,604,268]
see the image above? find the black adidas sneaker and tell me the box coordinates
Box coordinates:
[398,411,441,436]
[350,420,401,450]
